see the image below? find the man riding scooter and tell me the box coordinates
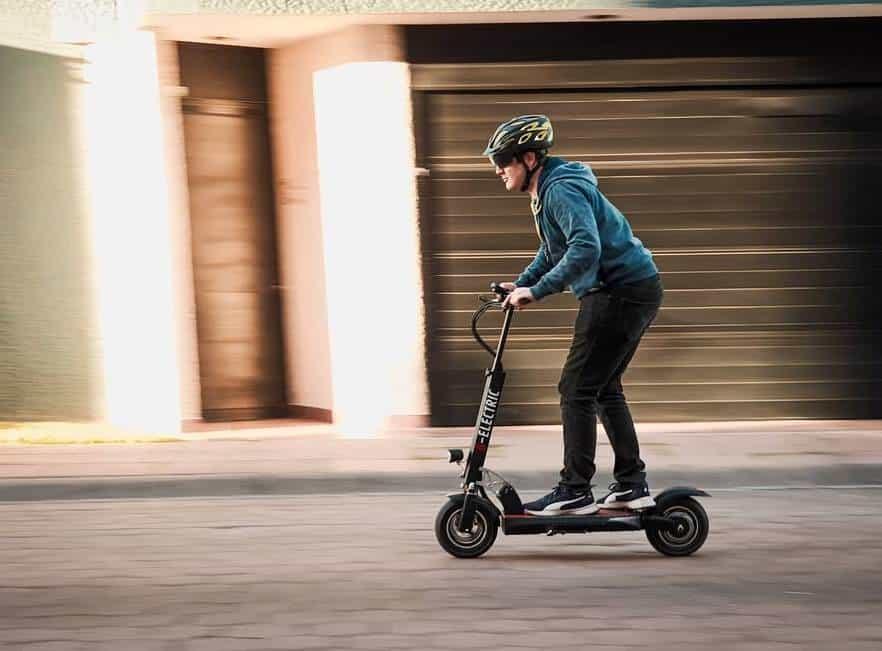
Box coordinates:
[485,115,664,516]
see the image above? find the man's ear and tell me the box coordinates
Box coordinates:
[523,151,538,170]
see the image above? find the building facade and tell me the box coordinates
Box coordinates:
[3,1,882,433]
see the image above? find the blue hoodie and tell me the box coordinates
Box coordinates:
[515,157,658,301]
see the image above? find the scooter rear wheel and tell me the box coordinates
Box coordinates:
[645,496,709,557]
[435,497,498,559]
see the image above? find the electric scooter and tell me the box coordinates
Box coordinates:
[434,282,710,559]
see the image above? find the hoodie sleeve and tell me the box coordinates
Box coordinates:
[515,242,552,288]
[531,182,600,301]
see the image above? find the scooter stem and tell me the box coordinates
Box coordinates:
[458,302,515,532]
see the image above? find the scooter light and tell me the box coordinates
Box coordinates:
[447,448,464,464]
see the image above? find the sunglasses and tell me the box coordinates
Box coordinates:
[489,151,516,168]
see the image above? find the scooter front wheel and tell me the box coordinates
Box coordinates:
[435,497,499,559]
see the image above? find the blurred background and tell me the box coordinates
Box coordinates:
[2,2,882,435]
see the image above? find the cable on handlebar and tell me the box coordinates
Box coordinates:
[471,298,503,360]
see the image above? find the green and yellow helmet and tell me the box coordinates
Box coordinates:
[483,114,554,168]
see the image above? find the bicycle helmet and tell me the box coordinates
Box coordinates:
[483,115,554,191]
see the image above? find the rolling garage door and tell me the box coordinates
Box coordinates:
[179,43,287,421]
[413,57,882,425]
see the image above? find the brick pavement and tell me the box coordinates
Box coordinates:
[1,489,881,650]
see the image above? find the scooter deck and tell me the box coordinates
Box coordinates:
[502,509,644,535]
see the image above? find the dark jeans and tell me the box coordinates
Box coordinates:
[558,274,664,490]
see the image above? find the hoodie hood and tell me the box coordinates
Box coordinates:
[537,157,598,205]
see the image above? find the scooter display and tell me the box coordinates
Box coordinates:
[435,282,710,559]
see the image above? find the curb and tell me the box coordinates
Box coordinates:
[0,464,879,502]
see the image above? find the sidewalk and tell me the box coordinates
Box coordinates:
[1,420,880,501]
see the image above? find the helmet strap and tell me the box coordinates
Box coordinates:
[516,152,545,192]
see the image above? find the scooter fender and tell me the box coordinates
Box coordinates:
[445,492,502,520]
[652,486,711,509]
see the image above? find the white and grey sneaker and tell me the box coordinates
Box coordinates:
[598,482,656,510]
[523,485,599,516]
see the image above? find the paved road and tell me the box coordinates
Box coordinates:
[2,488,881,650]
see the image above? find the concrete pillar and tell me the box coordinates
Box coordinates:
[78,29,197,433]
[268,25,429,433]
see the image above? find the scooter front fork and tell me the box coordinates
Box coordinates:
[458,488,480,533]
[459,477,524,532]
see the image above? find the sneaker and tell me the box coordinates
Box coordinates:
[598,482,655,510]
[523,485,598,516]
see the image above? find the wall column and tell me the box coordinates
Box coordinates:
[268,25,429,434]
[80,28,194,433]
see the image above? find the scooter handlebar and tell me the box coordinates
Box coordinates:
[472,282,514,359]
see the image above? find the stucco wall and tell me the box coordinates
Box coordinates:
[0,44,103,421]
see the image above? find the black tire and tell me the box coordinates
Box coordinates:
[645,497,709,557]
[434,497,499,559]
